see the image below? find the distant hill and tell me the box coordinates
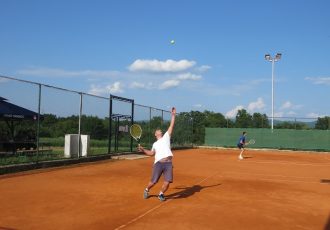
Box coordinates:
[273,119,316,129]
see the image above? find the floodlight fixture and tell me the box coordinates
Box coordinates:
[264,53,282,131]
[265,54,271,61]
[275,53,282,60]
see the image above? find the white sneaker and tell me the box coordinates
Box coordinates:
[238,156,243,160]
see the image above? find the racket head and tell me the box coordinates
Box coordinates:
[248,139,255,145]
[130,124,142,142]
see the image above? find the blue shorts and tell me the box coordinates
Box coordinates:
[151,161,173,183]
[237,143,244,149]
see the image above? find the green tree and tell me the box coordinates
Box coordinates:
[235,109,253,128]
[204,110,227,127]
[315,116,330,130]
[81,115,107,139]
[224,118,235,128]
[55,115,79,136]
[189,111,206,145]
[275,121,309,130]
[0,121,10,141]
[172,113,193,145]
[252,113,269,128]
[40,114,58,137]
[150,116,163,131]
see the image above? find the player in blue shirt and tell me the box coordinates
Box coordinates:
[237,131,247,160]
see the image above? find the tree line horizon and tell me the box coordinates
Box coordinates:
[1,109,329,145]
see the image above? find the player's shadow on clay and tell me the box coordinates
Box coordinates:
[166,183,222,199]
[0,227,17,230]
[324,214,330,230]
[320,179,330,184]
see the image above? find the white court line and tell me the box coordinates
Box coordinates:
[241,159,330,167]
[114,202,166,230]
[225,171,321,180]
[114,172,219,230]
[222,171,327,185]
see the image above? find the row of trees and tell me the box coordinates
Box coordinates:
[186,109,329,130]
[180,109,270,144]
[1,110,329,144]
[180,110,330,144]
[314,116,330,129]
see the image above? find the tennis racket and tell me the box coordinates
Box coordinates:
[130,124,142,146]
[248,139,255,145]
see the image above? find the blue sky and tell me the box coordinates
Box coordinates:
[0,0,329,118]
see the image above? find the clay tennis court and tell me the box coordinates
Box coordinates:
[1,148,330,230]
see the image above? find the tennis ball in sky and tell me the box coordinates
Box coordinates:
[170,40,175,44]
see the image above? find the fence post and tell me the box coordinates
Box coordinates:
[161,110,164,129]
[130,100,134,152]
[108,95,113,154]
[36,84,41,161]
[149,107,152,147]
[78,93,83,158]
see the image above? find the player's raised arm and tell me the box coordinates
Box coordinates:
[167,107,176,136]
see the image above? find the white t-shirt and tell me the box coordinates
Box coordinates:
[152,131,173,164]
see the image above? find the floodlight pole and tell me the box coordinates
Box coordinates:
[265,53,282,131]
[271,59,275,130]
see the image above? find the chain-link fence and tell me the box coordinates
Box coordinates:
[0,75,193,166]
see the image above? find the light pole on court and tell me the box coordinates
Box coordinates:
[265,53,282,131]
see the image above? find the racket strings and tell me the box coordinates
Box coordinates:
[130,125,142,139]
[249,139,255,144]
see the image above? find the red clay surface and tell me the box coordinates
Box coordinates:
[0,148,330,230]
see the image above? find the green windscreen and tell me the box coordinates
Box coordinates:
[205,128,330,151]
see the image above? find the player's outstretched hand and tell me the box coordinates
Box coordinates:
[171,107,176,115]
[137,145,144,152]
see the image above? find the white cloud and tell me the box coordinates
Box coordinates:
[265,101,304,118]
[193,104,203,108]
[130,81,146,89]
[128,59,196,72]
[215,79,264,97]
[305,76,330,85]
[88,85,106,95]
[17,67,120,78]
[129,81,156,90]
[195,65,211,72]
[287,111,297,115]
[0,77,9,83]
[279,101,303,110]
[177,73,202,81]
[306,113,326,118]
[274,111,284,117]
[88,82,123,95]
[226,105,244,118]
[108,82,123,93]
[153,72,202,90]
[226,98,265,118]
[159,79,180,89]
[266,101,304,118]
[247,97,265,113]
[280,101,293,110]
[16,62,204,93]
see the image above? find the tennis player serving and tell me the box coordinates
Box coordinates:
[138,107,176,201]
